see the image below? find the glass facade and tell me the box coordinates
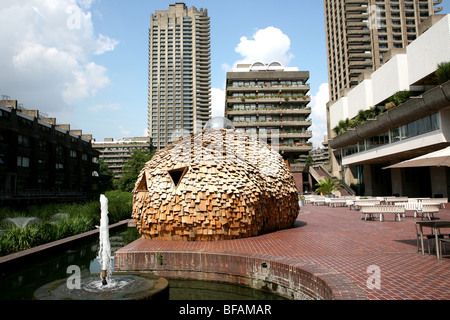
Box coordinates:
[342,113,440,157]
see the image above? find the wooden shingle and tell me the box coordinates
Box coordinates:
[131,129,299,241]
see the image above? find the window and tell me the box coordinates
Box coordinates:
[57,146,64,156]
[18,135,31,147]
[137,172,148,192]
[17,156,30,168]
[391,127,400,143]
[168,167,188,188]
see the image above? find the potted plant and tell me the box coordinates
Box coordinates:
[315,177,343,197]
[298,195,305,206]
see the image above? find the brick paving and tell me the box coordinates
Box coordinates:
[116,204,450,300]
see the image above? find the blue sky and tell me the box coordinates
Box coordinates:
[0,1,448,147]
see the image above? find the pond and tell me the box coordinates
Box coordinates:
[0,227,286,300]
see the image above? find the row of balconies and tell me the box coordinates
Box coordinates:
[232,120,312,128]
[226,95,310,104]
[237,132,313,140]
[278,145,313,153]
[226,108,311,116]
[226,85,310,94]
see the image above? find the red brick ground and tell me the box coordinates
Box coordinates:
[116,204,450,300]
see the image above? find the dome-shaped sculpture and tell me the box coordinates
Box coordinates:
[204,117,235,130]
[132,129,299,241]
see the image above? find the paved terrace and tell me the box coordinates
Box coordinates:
[115,204,450,300]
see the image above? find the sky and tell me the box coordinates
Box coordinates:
[1,1,448,147]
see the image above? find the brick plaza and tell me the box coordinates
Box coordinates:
[116,203,450,300]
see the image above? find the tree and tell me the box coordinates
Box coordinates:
[116,149,154,192]
[305,155,314,167]
[315,177,343,195]
[98,158,114,192]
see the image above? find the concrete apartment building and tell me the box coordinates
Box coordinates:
[225,62,313,192]
[0,100,99,203]
[324,0,443,103]
[327,15,450,198]
[148,3,211,151]
[93,137,153,179]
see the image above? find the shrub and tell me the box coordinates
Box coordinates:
[104,190,133,223]
[385,101,396,110]
[436,61,450,84]
[0,190,133,256]
[389,90,412,106]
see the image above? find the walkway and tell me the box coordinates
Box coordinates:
[116,204,450,300]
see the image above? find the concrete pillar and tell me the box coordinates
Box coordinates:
[391,169,402,196]
[430,167,447,198]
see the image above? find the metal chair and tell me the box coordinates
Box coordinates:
[439,239,450,259]
[415,222,440,254]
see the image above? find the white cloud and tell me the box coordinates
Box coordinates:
[0,0,118,123]
[233,26,294,67]
[118,125,131,137]
[94,34,119,55]
[309,83,330,147]
[210,88,226,118]
[88,102,120,113]
[63,62,110,103]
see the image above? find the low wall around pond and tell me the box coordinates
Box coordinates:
[114,247,367,300]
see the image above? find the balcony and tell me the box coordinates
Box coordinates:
[233,120,312,128]
[227,95,310,104]
[226,108,311,116]
[279,132,313,139]
[278,145,313,153]
[227,84,310,94]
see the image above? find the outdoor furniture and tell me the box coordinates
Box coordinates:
[352,199,381,210]
[310,198,327,206]
[359,205,379,221]
[425,198,448,208]
[416,221,450,259]
[359,205,405,222]
[378,205,405,222]
[415,222,434,254]
[384,197,408,205]
[439,238,450,258]
[395,201,418,211]
[396,201,422,218]
[328,198,347,207]
[418,204,440,220]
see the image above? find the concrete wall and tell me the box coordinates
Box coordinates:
[329,97,348,131]
[347,79,373,121]
[371,54,410,106]
[407,15,450,85]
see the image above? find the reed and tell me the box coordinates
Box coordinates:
[0,191,133,256]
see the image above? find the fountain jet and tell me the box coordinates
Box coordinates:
[99,194,112,286]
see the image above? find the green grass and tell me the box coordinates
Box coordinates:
[0,191,133,256]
